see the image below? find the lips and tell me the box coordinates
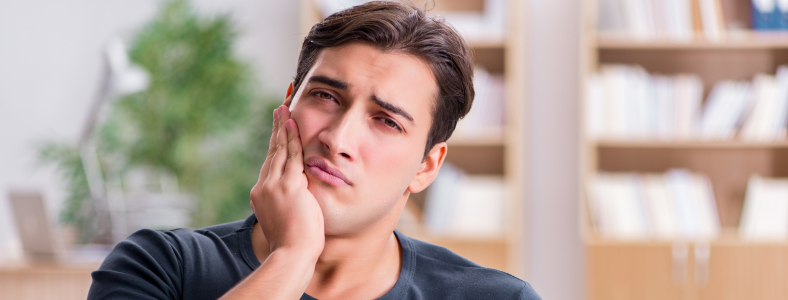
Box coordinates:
[304,157,351,186]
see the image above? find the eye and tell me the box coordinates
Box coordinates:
[311,91,336,102]
[379,117,402,132]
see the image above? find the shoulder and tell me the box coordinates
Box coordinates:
[88,216,255,300]
[399,233,542,300]
[112,217,247,260]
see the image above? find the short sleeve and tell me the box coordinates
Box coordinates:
[88,229,185,300]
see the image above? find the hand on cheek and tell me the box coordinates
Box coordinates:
[250,105,324,260]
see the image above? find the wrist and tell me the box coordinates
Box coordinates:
[267,246,322,266]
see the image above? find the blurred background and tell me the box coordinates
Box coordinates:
[9,0,788,299]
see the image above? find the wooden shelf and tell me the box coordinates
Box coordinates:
[467,38,506,49]
[597,31,788,50]
[448,134,505,147]
[593,140,788,149]
[402,229,508,244]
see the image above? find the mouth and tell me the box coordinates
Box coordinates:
[304,157,352,187]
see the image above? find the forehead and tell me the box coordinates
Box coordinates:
[305,43,438,119]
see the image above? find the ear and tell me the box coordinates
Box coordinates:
[408,142,448,194]
[284,81,294,107]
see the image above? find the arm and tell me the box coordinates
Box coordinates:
[220,105,324,300]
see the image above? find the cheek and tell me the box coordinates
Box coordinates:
[359,141,422,189]
[291,108,324,145]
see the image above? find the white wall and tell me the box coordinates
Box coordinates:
[525,0,583,299]
[0,0,301,259]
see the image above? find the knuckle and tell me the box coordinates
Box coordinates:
[287,149,297,160]
[276,141,287,151]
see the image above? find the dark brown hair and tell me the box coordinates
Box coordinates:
[292,1,475,158]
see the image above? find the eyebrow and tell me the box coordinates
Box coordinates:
[308,75,415,123]
[308,75,348,90]
[372,95,414,123]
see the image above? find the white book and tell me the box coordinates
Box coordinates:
[624,0,648,39]
[663,0,678,38]
[691,173,721,239]
[698,82,728,139]
[700,81,754,139]
[641,174,680,239]
[588,175,617,237]
[675,74,703,139]
[455,67,504,138]
[424,163,464,235]
[661,76,678,139]
[597,0,626,35]
[666,169,700,238]
[619,174,650,239]
[639,0,657,39]
[740,175,788,240]
[590,174,649,239]
[485,74,506,129]
[627,66,650,138]
[698,0,725,41]
[770,66,788,139]
[652,0,668,38]
[740,74,776,141]
[602,65,629,138]
[450,176,505,237]
[729,82,756,138]
[586,74,607,139]
[645,76,663,139]
[673,0,695,41]
[647,75,672,140]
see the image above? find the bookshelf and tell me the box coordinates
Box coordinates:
[299,0,527,277]
[582,0,788,299]
[598,31,788,49]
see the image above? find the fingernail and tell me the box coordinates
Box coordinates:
[285,120,291,132]
[274,107,281,120]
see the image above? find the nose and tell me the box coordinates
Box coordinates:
[317,111,361,161]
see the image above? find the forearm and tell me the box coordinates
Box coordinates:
[219,249,318,300]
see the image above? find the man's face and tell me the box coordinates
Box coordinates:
[288,42,439,236]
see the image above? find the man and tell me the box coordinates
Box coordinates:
[88,2,540,299]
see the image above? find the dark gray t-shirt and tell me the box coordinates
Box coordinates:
[88,214,541,299]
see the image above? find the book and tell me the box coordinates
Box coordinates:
[740,74,777,140]
[778,0,788,29]
[586,64,703,140]
[739,175,788,240]
[588,173,650,239]
[698,0,726,41]
[587,170,720,240]
[451,176,505,237]
[698,80,754,140]
[423,163,505,237]
[453,67,505,139]
[424,163,464,235]
[641,174,680,238]
[597,0,695,40]
[752,0,778,30]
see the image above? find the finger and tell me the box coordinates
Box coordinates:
[258,106,284,180]
[284,119,305,178]
[268,105,291,179]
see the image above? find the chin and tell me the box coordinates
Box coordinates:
[307,187,360,236]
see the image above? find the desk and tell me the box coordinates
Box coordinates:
[0,262,99,300]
